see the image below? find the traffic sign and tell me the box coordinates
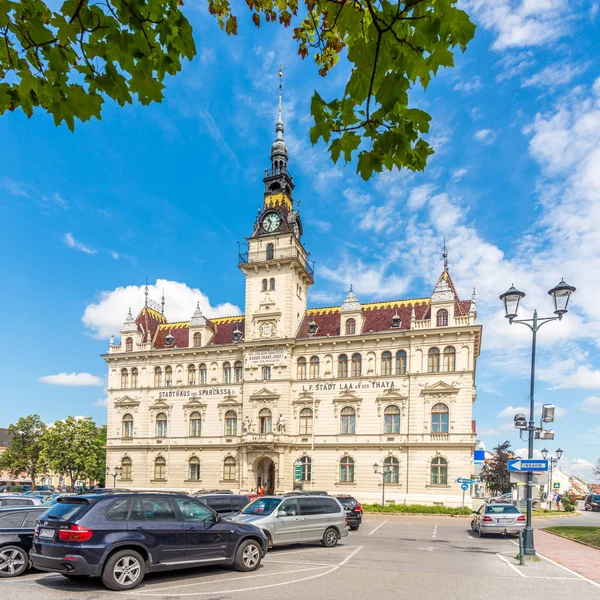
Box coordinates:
[508,459,549,472]
[553,482,560,489]
[294,459,303,481]
[461,483,469,491]
[457,478,474,484]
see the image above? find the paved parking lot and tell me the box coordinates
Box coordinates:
[2,515,599,600]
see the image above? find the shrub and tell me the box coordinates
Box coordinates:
[362,503,471,515]
[561,492,577,512]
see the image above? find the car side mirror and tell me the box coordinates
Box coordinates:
[277,510,287,518]
[472,511,478,515]
[215,512,222,523]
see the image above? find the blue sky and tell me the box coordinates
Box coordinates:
[1,0,599,480]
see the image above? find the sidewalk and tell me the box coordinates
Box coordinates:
[535,529,600,583]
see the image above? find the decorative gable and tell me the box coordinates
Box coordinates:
[332,390,362,416]
[114,395,141,408]
[249,388,280,403]
[422,381,459,401]
[375,388,408,416]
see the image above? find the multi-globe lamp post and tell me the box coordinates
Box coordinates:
[105,466,123,488]
[373,462,392,508]
[499,279,575,556]
[541,447,563,508]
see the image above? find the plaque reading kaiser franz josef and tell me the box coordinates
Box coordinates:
[246,345,286,366]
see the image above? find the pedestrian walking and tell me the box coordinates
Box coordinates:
[556,493,562,510]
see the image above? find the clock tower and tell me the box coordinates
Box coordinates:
[239,68,314,342]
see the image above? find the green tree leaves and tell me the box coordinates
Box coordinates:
[480,440,512,494]
[0,0,196,130]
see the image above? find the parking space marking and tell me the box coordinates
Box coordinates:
[264,560,337,567]
[432,524,438,539]
[368,521,388,536]
[496,554,526,578]
[127,545,363,597]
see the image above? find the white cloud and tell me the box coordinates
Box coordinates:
[408,184,436,210]
[453,77,483,94]
[82,279,241,339]
[63,233,96,255]
[474,129,498,144]
[343,188,371,209]
[522,62,588,89]
[497,406,528,418]
[580,395,600,414]
[200,47,216,63]
[40,372,104,386]
[309,219,332,233]
[93,397,109,407]
[495,51,536,82]
[0,177,31,197]
[358,201,398,234]
[452,169,468,182]
[429,193,463,232]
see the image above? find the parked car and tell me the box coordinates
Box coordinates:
[42,494,76,507]
[584,494,600,511]
[0,495,42,507]
[471,503,526,537]
[30,491,268,591]
[335,495,363,530]
[488,492,512,503]
[194,489,233,495]
[229,495,349,549]
[195,494,251,517]
[0,506,48,577]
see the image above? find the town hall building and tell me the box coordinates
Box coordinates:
[103,77,482,506]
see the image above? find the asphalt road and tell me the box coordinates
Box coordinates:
[2,513,599,600]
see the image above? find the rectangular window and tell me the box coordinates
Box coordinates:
[262,366,271,380]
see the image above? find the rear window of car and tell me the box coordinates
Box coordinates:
[485,505,520,514]
[338,498,357,508]
[43,500,89,522]
[4,498,35,506]
[592,495,600,502]
[203,497,232,513]
[105,499,131,521]
[0,511,27,527]
[23,509,46,527]
[231,496,250,511]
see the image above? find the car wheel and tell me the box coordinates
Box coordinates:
[322,527,339,548]
[471,520,478,532]
[478,526,485,538]
[233,539,262,572]
[101,549,145,591]
[0,546,28,578]
[350,525,359,531]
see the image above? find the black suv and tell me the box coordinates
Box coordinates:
[0,506,49,578]
[195,494,250,517]
[30,491,268,591]
[335,496,362,530]
[584,494,600,511]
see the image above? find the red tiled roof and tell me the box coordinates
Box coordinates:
[151,316,246,349]
[135,307,166,343]
[209,317,245,345]
[154,323,190,349]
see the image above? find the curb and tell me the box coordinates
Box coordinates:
[541,528,600,551]
[363,511,471,518]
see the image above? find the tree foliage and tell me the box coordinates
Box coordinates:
[0,414,47,487]
[480,440,512,494]
[594,458,600,482]
[1,0,474,178]
[41,416,105,485]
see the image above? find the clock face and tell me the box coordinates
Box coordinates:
[262,211,281,233]
[292,221,300,238]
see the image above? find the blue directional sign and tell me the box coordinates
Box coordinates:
[508,459,548,472]
[457,478,474,484]
[461,483,469,491]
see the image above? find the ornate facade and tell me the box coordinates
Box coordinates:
[103,77,482,506]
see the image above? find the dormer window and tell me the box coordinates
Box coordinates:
[345,318,356,335]
[165,332,175,346]
[233,328,243,342]
[391,314,401,328]
[308,321,318,334]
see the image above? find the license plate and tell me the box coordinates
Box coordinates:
[39,528,54,539]
[498,518,513,523]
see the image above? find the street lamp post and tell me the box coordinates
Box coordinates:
[541,448,563,509]
[105,466,123,488]
[499,279,575,556]
[373,463,391,508]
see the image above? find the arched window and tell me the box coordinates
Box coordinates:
[120,368,128,389]
[259,408,272,434]
[340,406,356,434]
[154,456,166,480]
[299,408,313,435]
[154,367,162,387]
[383,456,400,483]
[121,457,132,480]
[381,351,392,376]
[266,243,274,260]
[225,410,237,436]
[262,278,268,292]
[345,318,356,335]
[223,362,232,384]
[125,337,133,352]
[428,348,440,373]
[299,456,311,481]
[431,457,448,485]
[165,366,173,387]
[395,350,407,375]
[297,357,307,380]
[223,456,236,481]
[188,364,196,385]
[431,403,449,433]
[436,309,449,327]
[309,356,320,379]
[270,278,275,290]
[193,332,201,347]
[131,368,138,388]
[156,413,168,437]
[199,364,207,384]
[234,361,243,383]
[443,346,456,372]
[189,457,200,481]
[340,456,354,482]
[189,412,201,437]
[351,353,362,377]
[384,405,401,434]
[122,414,133,439]
[338,354,348,378]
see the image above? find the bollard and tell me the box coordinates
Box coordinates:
[518,530,525,565]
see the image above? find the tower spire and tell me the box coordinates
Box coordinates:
[144,278,149,308]
[442,237,449,272]
[276,65,284,141]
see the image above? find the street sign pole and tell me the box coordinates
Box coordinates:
[462,488,465,513]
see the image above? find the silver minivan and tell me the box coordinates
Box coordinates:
[229,495,349,548]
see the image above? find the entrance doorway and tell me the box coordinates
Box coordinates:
[254,457,276,494]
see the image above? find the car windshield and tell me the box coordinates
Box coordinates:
[485,505,520,514]
[338,498,357,507]
[593,495,600,502]
[240,497,282,515]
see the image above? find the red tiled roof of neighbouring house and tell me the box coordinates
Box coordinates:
[150,316,246,349]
